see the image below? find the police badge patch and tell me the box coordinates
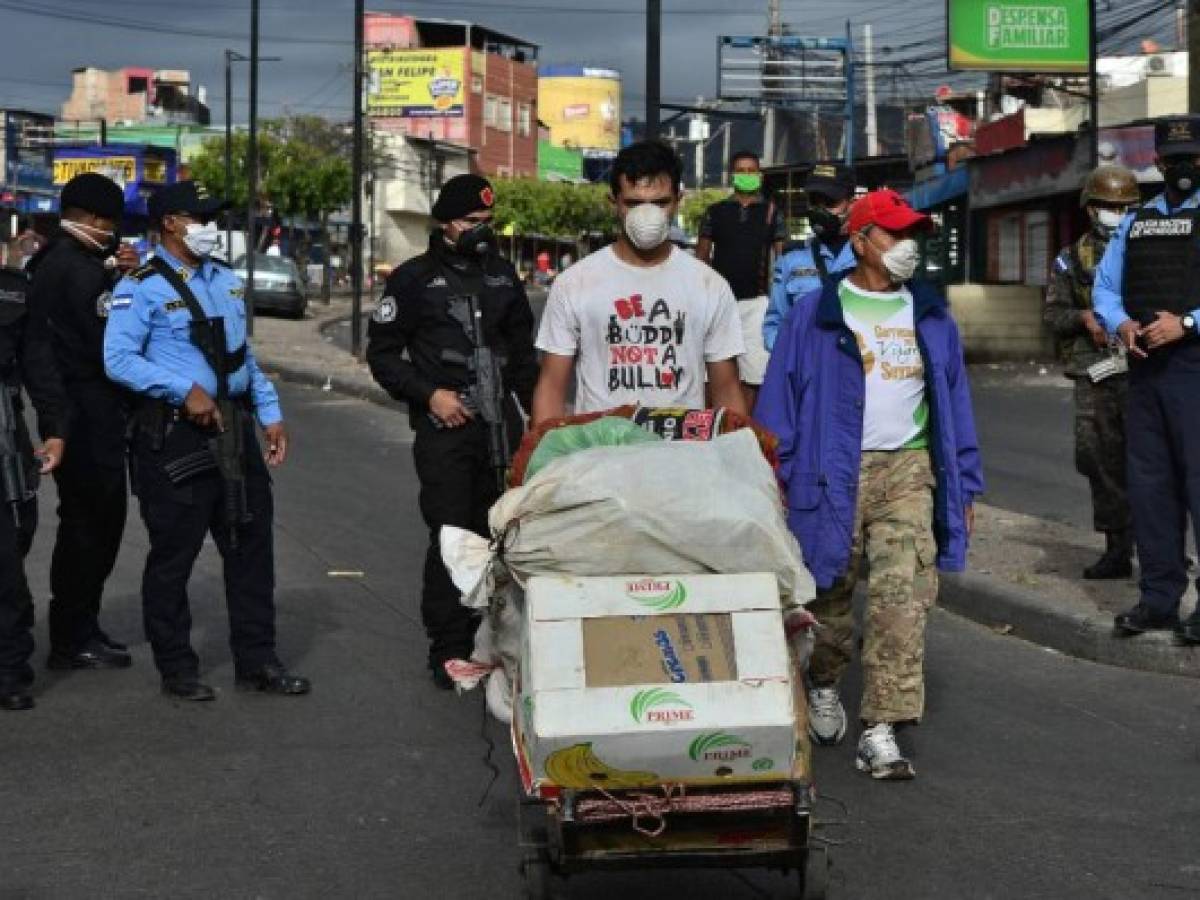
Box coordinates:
[372,296,398,324]
[96,291,114,319]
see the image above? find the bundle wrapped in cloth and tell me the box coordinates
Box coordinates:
[441,412,815,722]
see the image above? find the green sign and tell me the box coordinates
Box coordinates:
[948,0,1090,73]
[538,141,583,182]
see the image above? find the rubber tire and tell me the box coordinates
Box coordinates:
[800,845,830,900]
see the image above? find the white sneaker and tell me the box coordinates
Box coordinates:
[855,723,915,780]
[806,686,848,746]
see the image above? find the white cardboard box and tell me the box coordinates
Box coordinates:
[513,573,796,796]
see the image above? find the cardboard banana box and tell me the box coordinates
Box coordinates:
[513,573,798,797]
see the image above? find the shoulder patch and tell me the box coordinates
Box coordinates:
[129,264,157,282]
[163,299,188,313]
[426,275,448,289]
[372,296,398,324]
[229,287,245,299]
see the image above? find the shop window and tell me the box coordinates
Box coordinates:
[1023,211,1050,286]
[997,214,1022,283]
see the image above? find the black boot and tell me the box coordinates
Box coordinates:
[1084,530,1134,580]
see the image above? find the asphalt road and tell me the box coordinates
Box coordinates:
[4,381,1199,899]
[968,366,1091,530]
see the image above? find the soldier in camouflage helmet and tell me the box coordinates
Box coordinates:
[1044,165,1140,579]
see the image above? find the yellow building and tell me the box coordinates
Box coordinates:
[538,66,621,154]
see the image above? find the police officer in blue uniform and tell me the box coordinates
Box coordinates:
[762,163,857,351]
[0,220,68,710]
[104,182,310,700]
[1094,116,1200,641]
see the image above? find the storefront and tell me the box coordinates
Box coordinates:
[908,165,969,285]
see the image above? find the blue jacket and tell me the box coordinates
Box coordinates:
[754,276,984,590]
[763,238,856,351]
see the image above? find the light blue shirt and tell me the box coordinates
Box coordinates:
[1093,190,1200,335]
[103,246,282,426]
[763,238,856,350]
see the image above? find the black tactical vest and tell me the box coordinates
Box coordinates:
[1122,206,1200,321]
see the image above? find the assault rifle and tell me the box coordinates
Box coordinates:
[191,317,252,550]
[440,293,510,493]
[0,385,29,527]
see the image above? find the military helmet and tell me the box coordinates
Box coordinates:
[1080,165,1140,208]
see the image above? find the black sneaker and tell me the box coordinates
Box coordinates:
[1113,604,1180,637]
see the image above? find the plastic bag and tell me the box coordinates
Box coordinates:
[492,430,814,608]
[524,416,660,483]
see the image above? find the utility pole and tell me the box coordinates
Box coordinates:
[225,50,234,265]
[351,0,366,358]
[1088,0,1100,164]
[1190,0,1200,113]
[722,121,733,186]
[864,24,878,157]
[646,0,662,138]
[246,0,260,336]
[1178,0,1187,49]
[763,0,783,166]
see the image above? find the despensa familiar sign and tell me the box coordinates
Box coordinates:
[948,0,1091,73]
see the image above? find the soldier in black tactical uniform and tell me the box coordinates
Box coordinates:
[26,173,135,671]
[1044,164,1140,579]
[366,174,538,689]
[0,218,68,710]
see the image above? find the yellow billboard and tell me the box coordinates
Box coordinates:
[53,156,137,186]
[539,68,621,153]
[367,48,466,118]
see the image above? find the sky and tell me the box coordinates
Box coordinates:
[0,0,1181,126]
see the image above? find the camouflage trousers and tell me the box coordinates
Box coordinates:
[1074,376,1131,533]
[807,450,938,724]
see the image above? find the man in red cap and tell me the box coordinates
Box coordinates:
[756,188,983,780]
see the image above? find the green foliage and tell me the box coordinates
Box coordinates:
[491,178,613,240]
[190,116,353,219]
[680,188,729,237]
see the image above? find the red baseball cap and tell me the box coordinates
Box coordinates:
[845,188,933,236]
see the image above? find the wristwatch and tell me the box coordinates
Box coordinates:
[1184,314,1198,337]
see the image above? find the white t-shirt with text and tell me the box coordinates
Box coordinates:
[536,245,745,413]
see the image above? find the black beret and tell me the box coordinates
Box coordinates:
[804,163,856,202]
[148,180,231,223]
[59,173,125,220]
[1156,116,1200,157]
[431,174,496,222]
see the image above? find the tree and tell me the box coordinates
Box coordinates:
[491,179,612,241]
[680,188,728,237]
[191,116,353,301]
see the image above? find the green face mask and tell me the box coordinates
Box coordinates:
[732,173,762,194]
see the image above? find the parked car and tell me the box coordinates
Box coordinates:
[232,253,308,319]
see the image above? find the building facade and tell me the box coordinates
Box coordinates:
[61,67,211,127]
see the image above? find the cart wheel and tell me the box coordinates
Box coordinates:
[521,851,567,900]
[798,846,829,900]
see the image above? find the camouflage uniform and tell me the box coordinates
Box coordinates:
[806,450,938,724]
[1043,234,1132,536]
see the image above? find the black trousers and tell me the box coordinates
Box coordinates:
[49,390,128,653]
[412,417,499,666]
[0,497,37,685]
[133,417,277,680]
[1127,341,1200,616]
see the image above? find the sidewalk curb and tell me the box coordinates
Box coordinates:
[939,572,1200,679]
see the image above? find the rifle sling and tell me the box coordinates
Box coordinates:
[148,256,247,388]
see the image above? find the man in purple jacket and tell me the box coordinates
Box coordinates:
[755,189,983,780]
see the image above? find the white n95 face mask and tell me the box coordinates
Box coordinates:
[624,203,672,251]
[879,237,920,283]
[183,221,222,258]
